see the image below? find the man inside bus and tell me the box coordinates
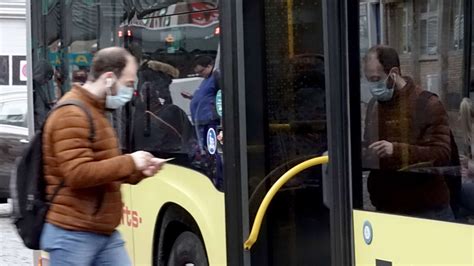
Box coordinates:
[181,55,223,189]
[33,59,54,130]
[40,47,166,265]
[362,45,455,221]
[181,56,220,148]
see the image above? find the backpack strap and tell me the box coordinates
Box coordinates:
[46,99,96,199]
[53,99,96,142]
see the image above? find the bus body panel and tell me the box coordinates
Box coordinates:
[353,210,474,265]
[120,164,226,265]
[118,184,135,264]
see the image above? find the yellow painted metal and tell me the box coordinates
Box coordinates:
[244,155,329,250]
[120,164,226,265]
[353,210,474,265]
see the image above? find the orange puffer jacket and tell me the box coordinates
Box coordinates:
[42,85,144,235]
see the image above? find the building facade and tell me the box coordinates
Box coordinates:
[0,0,26,93]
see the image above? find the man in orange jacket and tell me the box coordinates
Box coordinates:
[40,47,166,265]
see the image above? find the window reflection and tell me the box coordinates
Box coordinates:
[31,0,223,190]
[129,6,223,190]
[362,45,454,220]
[358,0,469,223]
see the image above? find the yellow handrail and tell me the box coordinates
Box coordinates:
[244,155,329,250]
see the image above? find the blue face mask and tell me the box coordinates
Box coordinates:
[368,74,395,102]
[106,85,134,109]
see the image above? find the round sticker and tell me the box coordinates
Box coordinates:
[207,128,217,155]
[363,221,373,245]
[216,90,222,117]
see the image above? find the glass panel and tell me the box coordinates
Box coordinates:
[0,100,28,127]
[419,0,428,13]
[31,0,127,129]
[429,0,438,12]
[357,0,469,224]
[427,16,438,55]
[452,0,464,50]
[420,19,428,55]
[391,3,411,54]
[32,0,222,189]
[129,8,223,190]
[132,0,218,18]
[360,4,369,56]
[247,0,329,265]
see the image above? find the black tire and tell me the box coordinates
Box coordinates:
[167,231,208,266]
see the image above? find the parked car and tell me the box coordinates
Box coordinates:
[0,91,28,203]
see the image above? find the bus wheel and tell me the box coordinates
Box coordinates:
[167,231,208,266]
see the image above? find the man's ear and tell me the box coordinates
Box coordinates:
[106,77,113,88]
[393,67,401,76]
[102,72,116,87]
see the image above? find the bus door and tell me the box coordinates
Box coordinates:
[222,1,352,265]
[352,0,474,265]
[123,1,222,265]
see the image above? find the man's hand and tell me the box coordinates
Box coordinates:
[130,151,154,171]
[217,131,223,145]
[369,140,394,158]
[141,158,167,177]
[130,151,170,177]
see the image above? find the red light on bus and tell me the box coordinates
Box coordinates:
[118,30,123,37]
[214,27,220,35]
[127,30,132,37]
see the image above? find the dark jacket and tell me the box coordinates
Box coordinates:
[190,74,220,126]
[363,77,451,213]
[43,85,145,235]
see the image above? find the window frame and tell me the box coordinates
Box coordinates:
[452,0,464,51]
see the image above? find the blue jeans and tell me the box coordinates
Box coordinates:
[40,223,131,266]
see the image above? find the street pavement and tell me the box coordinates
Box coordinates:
[0,201,34,266]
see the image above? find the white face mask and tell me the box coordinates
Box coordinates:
[106,84,134,109]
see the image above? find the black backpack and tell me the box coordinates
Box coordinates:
[10,99,95,250]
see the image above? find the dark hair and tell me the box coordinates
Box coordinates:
[127,42,143,63]
[365,45,401,75]
[88,47,133,81]
[192,55,213,68]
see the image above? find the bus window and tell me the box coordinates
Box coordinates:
[357,0,468,223]
[30,0,127,130]
[128,3,223,190]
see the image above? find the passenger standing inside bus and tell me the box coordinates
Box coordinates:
[458,98,474,214]
[181,56,220,150]
[33,59,54,130]
[362,45,454,220]
[182,55,223,189]
[40,47,166,265]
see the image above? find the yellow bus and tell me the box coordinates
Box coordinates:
[27,0,474,265]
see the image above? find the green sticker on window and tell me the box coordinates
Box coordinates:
[216,90,222,117]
